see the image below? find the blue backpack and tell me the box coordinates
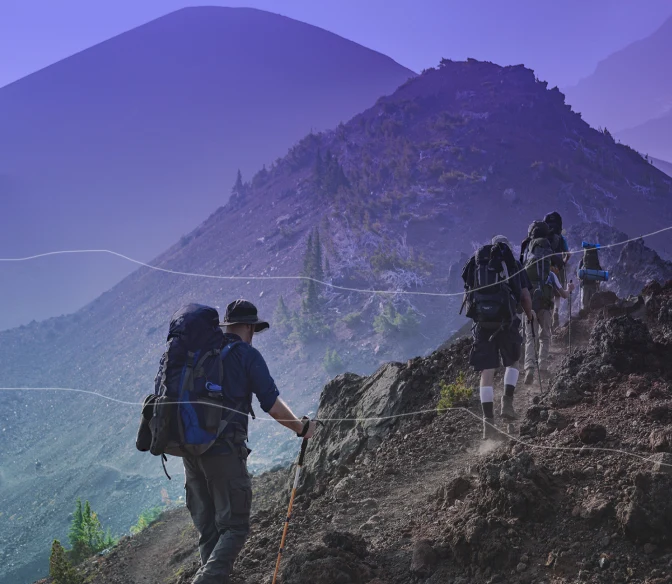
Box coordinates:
[136,304,249,475]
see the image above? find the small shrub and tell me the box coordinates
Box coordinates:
[373,304,420,337]
[342,312,363,329]
[67,499,117,564]
[50,540,83,584]
[437,372,472,412]
[130,506,163,535]
[323,348,345,376]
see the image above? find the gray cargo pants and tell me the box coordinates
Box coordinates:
[183,445,252,584]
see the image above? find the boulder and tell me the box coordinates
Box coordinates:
[617,472,672,542]
[410,539,438,577]
[578,423,607,444]
[649,429,672,453]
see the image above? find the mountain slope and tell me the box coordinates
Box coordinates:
[3,59,672,584]
[652,157,672,177]
[618,115,672,162]
[43,281,672,584]
[0,6,413,330]
[564,15,672,133]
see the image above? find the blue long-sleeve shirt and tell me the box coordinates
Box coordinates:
[208,333,280,455]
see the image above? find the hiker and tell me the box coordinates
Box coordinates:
[543,212,570,330]
[461,236,533,439]
[521,223,575,384]
[578,242,606,314]
[183,300,316,584]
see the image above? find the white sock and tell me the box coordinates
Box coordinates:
[479,386,494,403]
[504,368,519,387]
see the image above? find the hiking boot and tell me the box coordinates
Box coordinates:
[500,395,517,420]
[482,417,499,440]
[524,370,534,385]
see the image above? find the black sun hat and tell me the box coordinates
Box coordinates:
[219,299,270,332]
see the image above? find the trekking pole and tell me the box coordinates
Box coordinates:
[529,318,544,393]
[271,434,309,584]
[568,280,573,355]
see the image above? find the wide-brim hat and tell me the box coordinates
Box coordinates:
[219,299,269,333]
[491,234,512,250]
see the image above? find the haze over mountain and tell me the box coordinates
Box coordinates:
[564,15,672,160]
[3,57,672,584]
[652,157,672,178]
[0,6,413,331]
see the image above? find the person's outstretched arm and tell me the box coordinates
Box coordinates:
[268,398,316,438]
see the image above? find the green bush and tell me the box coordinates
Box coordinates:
[50,540,83,584]
[130,506,163,535]
[342,311,363,329]
[437,372,472,412]
[323,348,345,376]
[373,304,420,337]
[67,499,117,564]
[289,311,330,344]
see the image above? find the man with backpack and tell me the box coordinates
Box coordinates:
[142,300,316,584]
[578,243,605,314]
[462,236,533,439]
[543,212,570,330]
[521,221,575,384]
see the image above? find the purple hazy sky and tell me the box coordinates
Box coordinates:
[2,0,672,89]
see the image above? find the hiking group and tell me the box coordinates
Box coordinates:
[461,211,605,439]
[133,209,606,583]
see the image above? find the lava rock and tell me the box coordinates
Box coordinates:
[617,472,672,542]
[590,291,619,311]
[410,539,438,577]
[578,423,607,444]
[650,452,672,475]
[650,429,672,453]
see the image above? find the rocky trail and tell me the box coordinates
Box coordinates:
[38,283,672,584]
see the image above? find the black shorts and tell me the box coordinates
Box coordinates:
[469,319,522,371]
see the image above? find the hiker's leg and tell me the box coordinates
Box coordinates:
[191,448,251,584]
[552,303,560,330]
[538,309,553,371]
[183,457,218,566]
[499,321,522,418]
[523,313,537,373]
[479,368,495,417]
[470,325,498,438]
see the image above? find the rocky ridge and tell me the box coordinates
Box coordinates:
[50,280,672,584]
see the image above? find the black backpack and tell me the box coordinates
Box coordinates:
[583,246,601,271]
[461,243,517,327]
[524,238,555,310]
[544,211,563,236]
[136,304,250,467]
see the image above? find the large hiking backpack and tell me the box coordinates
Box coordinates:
[583,245,601,271]
[544,211,563,236]
[136,304,249,463]
[524,238,555,310]
[461,243,517,326]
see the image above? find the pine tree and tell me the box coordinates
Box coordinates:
[314,149,324,181]
[232,169,244,195]
[68,499,90,563]
[299,232,314,294]
[68,499,84,548]
[274,295,292,334]
[302,279,320,315]
[312,229,324,283]
[50,540,83,584]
